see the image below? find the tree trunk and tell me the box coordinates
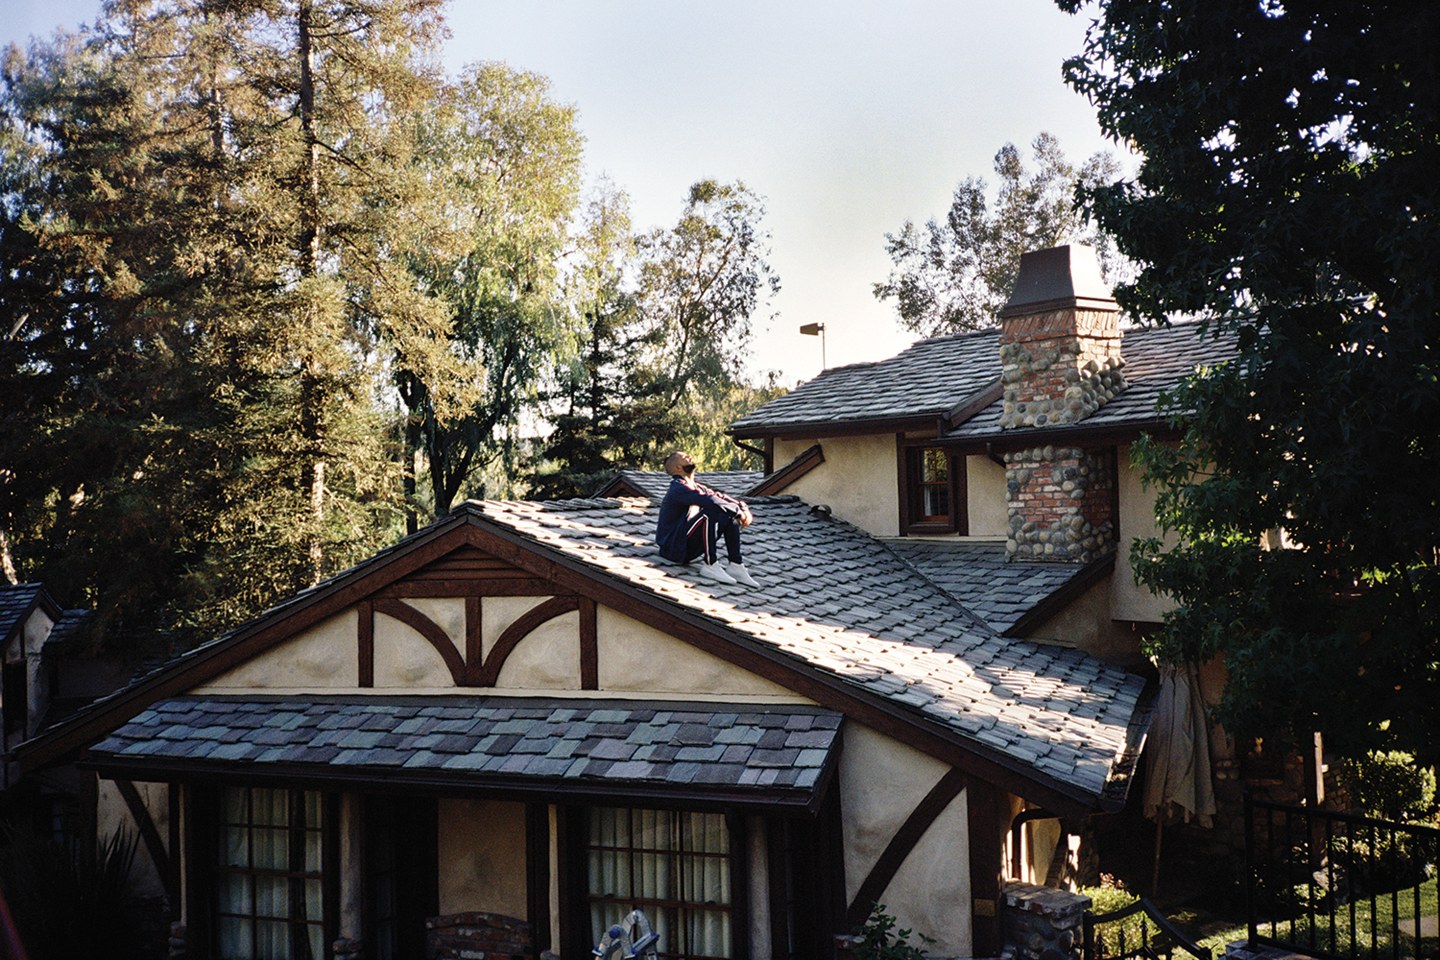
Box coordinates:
[297,0,326,584]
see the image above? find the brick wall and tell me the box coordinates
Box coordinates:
[999,308,1125,431]
[1004,446,1116,563]
[426,911,531,960]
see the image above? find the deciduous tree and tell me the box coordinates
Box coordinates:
[874,133,1121,337]
[397,62,584,519]
[1060,0,1440,761]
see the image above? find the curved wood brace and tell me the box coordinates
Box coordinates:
[845,767,968,925]
[372,599,466,686]
[479,596,581,687]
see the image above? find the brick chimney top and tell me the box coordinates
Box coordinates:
[1000,244,1115,319]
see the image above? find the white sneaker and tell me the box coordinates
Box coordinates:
[726,562,760,588]
[695,561,737,584]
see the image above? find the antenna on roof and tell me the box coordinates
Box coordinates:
[799,322,827,369]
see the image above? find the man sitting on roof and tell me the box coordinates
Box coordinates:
[654,451,760,587]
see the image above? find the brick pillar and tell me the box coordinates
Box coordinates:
[996,245,1124,563]
[998,245,1125,432]
[1005,445,1116,563]
[1001,881,1091,960]
[426,911,532,959]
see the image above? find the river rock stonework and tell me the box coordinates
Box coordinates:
[999,307,1127,430]
[1001,881,1091,960]
[1005,446,1116,562]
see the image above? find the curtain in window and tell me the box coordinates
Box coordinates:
[217,787,324,960]
[587,807,732,960]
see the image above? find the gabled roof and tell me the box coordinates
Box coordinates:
[730,330,1001,437]
[886,541,1112,636]
[593,469,765,500]
[20,495,1149,814]
[730,322,1238,443]
[0,583,61,650]
[472,497,1148,810]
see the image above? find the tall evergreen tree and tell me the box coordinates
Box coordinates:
[531,180,779,498]
[1,0,457,644]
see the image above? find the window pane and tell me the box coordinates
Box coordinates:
[219,872,252,915]
[255,919,289,959]
[215,787,324,960]
[586,807,731,959]
[217,918,251,960]
[923,485,949,518]
[921,448,948,483]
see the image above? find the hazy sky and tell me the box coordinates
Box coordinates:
[1,0,1119,384]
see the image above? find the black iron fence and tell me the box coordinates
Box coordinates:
[1246,794,1440,960]
[1084,897,1212,960]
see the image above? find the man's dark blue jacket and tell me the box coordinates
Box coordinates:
[655,476,744,563]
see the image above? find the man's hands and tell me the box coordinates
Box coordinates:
[739,503,753,528]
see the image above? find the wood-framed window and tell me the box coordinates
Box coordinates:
[214,786,332,960]
[899,442,968,535]
[584,806,736,960]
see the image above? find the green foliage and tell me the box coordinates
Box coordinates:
[530,179,780,498]
[1081,877,1161,954]
[0,825,144,960]
[398,61,585,515]
[1063,0,1440,763]
[873,132,1124,337]
[1335,752,1437,825]
[852,903,934,960]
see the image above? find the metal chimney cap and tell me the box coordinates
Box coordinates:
[999,244,1116,318]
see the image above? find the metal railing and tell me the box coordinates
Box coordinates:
[1246,794,1440,960]
[1084,897,1212,960]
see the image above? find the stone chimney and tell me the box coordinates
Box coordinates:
[999,245,1124,563]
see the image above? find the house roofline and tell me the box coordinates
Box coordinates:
[731,414,942,441]
[944,418,1179,454]
[1003,553,1118,638]
[17,503,1124,817]
[2,584,64,650]
[747,443,825,496]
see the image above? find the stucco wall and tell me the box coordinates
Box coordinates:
[497,610,580,689]
[595,608,801,699]
[192,597,808,704]
[375,604,459,687]
[96,776,168,899]
[839,724,972,957]
[437,798,528,919]
[1112,443,1174,623]
[965,454,1009,538]
[197,610,358,689]
[773,435,900,537]
[1025,575,1145,670]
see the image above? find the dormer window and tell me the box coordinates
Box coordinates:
[900,444,967,535]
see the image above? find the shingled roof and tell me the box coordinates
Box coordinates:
[730,330,1001,436]
[947,323,1240,441]
[0,583,59,649]
[93,696,842,810]
[471,497,1148,808]
[730,322,1237,441]
[19,494,1148,813]
[594,469,766,500]
[885,541,1112,636]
